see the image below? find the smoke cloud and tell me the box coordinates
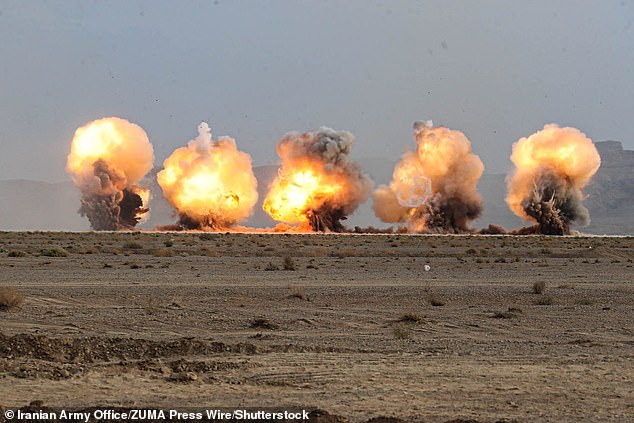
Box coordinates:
[263,127,373,232]
[157,123,258,230]
[506,124,601,235]
[373,121,484,233]
[66,117,154,230]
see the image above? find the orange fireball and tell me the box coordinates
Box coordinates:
[66,117,154,230]
[263,128,372,232]
[157,123,258,229]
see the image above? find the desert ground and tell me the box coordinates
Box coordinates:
[0,231,632,422]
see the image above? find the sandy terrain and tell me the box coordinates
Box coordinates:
[0,232,632,422]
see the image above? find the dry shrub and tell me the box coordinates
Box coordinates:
[534,296,554,305]
[428,293,445,307]
[153,248,174,257]
[264,262,279,271]
[288,284,308,300]
[283,256,296,271]
[8,250,26,257]
[0,287,25,311]
[122,241,143,250]
[392,324,412,339]
[399,312,423,323]
[40,247,69,257]
[250,318,278,330]
[532,280,546,294]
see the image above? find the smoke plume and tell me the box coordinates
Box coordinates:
[373,121,484,233]
[66,117,154,230]
[157,123,258,230]
[506,124,601,235]
[262,127,373,232]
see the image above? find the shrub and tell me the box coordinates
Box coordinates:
[283,256,296,271]
[392,324,411,340]
[0,287,25,311]
[7,250,26,257]
[532,281,546,294]
[288,284,307,300]
[122,241,143,250]
[153,248,174,257]
[250,318,277,330]
[534,296,553,305]
[40,247,69,257]
[399,312,423,323]
[264,262,279,271]
[428,293,445,307]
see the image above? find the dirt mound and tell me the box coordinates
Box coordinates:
[0,334,257,363]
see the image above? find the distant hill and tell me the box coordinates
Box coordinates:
[1,141,632,233]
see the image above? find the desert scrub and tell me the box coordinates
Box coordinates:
[532,280,546,294]
[0,287,25,311]
[40,247,69,257]
[399,312,424,323]
[283,256,296,271]
[7,250,26,257]
[122,241,143,250]
[288,284,308,300]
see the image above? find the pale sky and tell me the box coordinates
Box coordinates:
[1,0,632,182]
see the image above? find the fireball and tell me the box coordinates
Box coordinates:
[66,117,154,230]
[262,128,372,232]
[506,124,601,234]
[157,123,258,229]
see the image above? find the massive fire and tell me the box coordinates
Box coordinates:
[506,124,601,235]
[157,123,258,229]
[373,121,484,233]
[262,128,372,232]
[66,117,154,230]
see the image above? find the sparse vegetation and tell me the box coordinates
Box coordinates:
[492,311,516,319]
[392,324,412,339]
[399,312,424,323]
[153,248,174,257]
[7,250,26,257]
[428,293,445,307]
[283,256,296,271]
[0,287,25,311]
[534,296,554,305]
[558,282,576,289]
[122,241,143,250]
[575,298,593,306]
[40,247,69,257]
[264,262,279,271]
[288,284,308,300]
[250,318,277,330]
[532,280,546,294]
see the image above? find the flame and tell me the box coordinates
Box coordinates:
[373,121,484,233]
[157,123,258,229]
[263,165,344,228]
[262,128,372,232]
[506,124,601,232]
[66,117,154,230]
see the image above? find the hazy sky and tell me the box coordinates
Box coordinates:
[0,0,632,182]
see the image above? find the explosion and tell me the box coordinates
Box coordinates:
[506,124,601,235]
[157,123,258,230]
[66,117,154,230]
[262,127,373,232]
[373,121,484,233]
